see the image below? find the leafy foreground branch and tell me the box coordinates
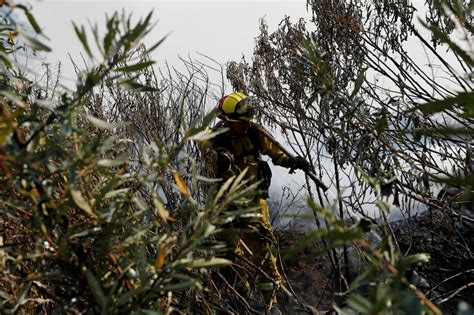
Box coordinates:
[0,5,261,314]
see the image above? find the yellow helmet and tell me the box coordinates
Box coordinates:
[217,92,256,122]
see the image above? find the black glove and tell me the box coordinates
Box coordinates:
[290,156,310,172]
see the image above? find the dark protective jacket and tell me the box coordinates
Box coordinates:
[199,121,293,193]
[199,121,286,294]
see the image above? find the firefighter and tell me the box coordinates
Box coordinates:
[199,92,310,310]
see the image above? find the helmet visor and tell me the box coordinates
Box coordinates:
[232,97,257,120]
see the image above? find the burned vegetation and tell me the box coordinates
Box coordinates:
[1,0,473,314]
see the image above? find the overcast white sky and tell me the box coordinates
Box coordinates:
[30,0,310,86]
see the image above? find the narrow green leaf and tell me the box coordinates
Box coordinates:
[144,33,170,55]
[200,108,217,129]
[187,127,227,142]
[0,289,11,300]
[97,155,129,167]
[71,189,97,218]
[0,51,12,68]
[127,11,153,45]
[452,0,463,16]
[187,258,232,268]
[119,79,157,92]
[349,269,374,291]
[73,22,92,58]
[229,168,249,194]
[103,14,118,56]
[86,114,129,130]
[351,67,367,98]
[133,197,149,212]
[306,91,318,108]
[114,286,149,308]
[213,176,234,206]
[25,11,44,36]
[121,230,148,247]
[422,20,474,67]
[84,267,107,311]
[347,293,372,313]
[19,31,51,52]
[186,109,217,138]
[161,280,196,292]
[104,188,130,199]
[114,61,155,72]
[11,283,32,314]
[415,92,474,115]
[69,228,102,239]
[415,126,474,137]
[323,228,363,243]
[90,22,104,56]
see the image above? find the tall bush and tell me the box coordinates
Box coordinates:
[0,3,255,313]
[227,0,473,313]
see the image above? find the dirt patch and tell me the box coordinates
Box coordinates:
[391,208,474,314]
[272,206,473,314]
[275,229,334,314]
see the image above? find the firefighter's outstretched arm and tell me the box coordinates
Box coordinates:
[256,125,329,191]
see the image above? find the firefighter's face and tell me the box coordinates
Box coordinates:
[229,120,250,135]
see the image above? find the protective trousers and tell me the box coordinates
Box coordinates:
[221,197,282,306]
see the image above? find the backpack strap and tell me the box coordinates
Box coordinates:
[211,122,262,161]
